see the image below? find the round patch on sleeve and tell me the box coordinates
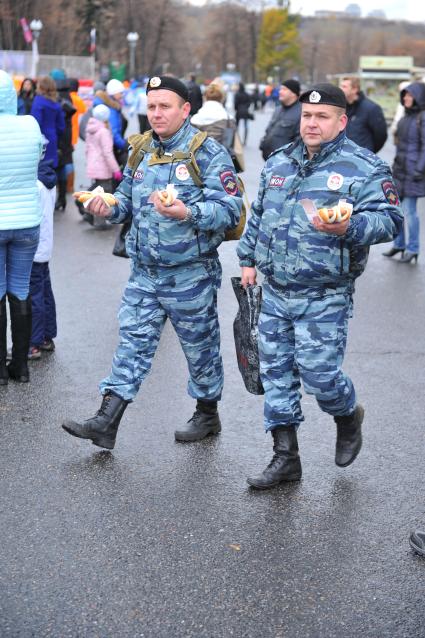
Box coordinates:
[220,170,239,196]
[381,180,400,206]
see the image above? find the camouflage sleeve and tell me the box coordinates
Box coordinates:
[236,167,267,266]
[107,165,134,224]
[344,164,404,246]
[190,146,242,232]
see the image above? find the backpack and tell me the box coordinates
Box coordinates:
[127,130,247,240]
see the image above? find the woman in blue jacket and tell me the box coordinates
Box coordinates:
[0,70,43,384]
[30,76,65,169]
[384,81,425,263]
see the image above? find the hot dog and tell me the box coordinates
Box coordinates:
[74,191,117,206]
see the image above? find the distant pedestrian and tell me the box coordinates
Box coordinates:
[93,79,128,168]
[54,78,77,211]
[259,78,301,160]
[84,104,122,228]
[339,76,388,153]
[68,78,87,150]
[0,70,43,385]
[234,82,252,145]
[30,76,65,170]
[383,81,425,264]
[186,74,203,116]
[191,82,236,146]
[135,82,149,134]
[17,77,37,115]
[28,159,58,360]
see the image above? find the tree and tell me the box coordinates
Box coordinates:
[256,7,301,81]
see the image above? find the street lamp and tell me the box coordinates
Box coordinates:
[30,19,43,79]
[273,65,281,84]
[126,32,139,80]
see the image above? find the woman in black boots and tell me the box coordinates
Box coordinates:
[0,70,43,385]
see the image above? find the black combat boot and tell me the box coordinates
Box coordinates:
[334,404,364,467]
[0,295,8,385]
[7,293,32,383]
[247,425,302,489]
[62,392,129,449]
[174,399,221,442]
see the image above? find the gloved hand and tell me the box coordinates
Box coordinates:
[113,170,123,182]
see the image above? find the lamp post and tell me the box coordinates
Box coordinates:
[126,32,139,80]
[29,19,43,79]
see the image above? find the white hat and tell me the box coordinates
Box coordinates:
[92,104,111,121]
[106,79,125,96]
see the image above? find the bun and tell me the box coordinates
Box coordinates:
[73,191,117,206]
[157,184,178,207]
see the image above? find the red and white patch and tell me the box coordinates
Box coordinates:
[327,173,344,191]
[175,163,190,181]
[134,170,144,180]
[381,180,400,206]
[220,170,239,196]
[269,175,285,188]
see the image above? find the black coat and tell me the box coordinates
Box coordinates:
[234,90,252,120]
[392,81,425,199]
[346,92,387,153]
[259,100,301,160]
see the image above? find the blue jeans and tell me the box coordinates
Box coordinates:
[0,226,40,299]
[394,196,420,253]
[29,261,57,346]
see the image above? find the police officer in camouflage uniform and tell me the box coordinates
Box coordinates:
[62,76,242,450]
[237,83,403,489]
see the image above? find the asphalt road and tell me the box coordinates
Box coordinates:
[1,110,424,638]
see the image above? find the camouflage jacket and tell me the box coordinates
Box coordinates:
[237,131,403,292]
[109,119,242,266]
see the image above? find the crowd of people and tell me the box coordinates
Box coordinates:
[1,67,424,556]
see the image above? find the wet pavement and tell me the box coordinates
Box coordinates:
[1,111,424,637]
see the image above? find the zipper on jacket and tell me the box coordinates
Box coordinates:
[339,239,344,274]
[195,229,201,256]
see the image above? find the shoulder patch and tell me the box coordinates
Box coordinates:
[381,180,400,206]
[220,170,239,196]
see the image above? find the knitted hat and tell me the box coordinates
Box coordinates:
[92,104,111,122]
[282,79,300,96]
[300,83,347,109]
[146,75,189,102]
[106,79,125,96]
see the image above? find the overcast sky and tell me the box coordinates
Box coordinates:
[187,0,425,23]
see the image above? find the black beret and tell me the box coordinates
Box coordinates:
[299,83,347,109]
[146,75,189,101]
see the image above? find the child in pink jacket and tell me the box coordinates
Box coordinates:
[84,104,121,228]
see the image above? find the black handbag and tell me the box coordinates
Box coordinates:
[231,277,264,395]
[112,220,131,258]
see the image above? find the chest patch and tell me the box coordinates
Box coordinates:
[134,170,144,181]
[220,170,239,196]
[269,175,285,188]
[327,173,344,191]
[381,180,400,206]
[175,163,190,181]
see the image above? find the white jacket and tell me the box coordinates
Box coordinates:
[34,181,56,263]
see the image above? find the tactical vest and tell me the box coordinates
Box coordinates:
[126,130,246,240]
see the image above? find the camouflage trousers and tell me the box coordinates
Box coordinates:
[259,280,356,431]
[100,259,223,402]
